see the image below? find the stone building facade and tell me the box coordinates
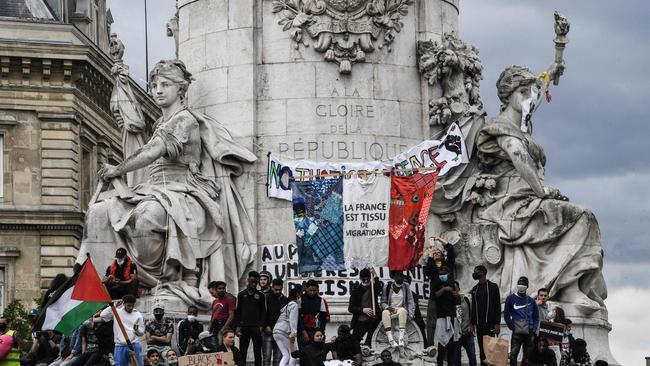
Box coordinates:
[0,0,158,310]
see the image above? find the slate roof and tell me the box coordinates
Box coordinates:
[0,0,56,20]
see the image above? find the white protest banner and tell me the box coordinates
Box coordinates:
[392,122,468,176]
[259,243,431,300]
[267,156,388,200]
[178,352,234,366]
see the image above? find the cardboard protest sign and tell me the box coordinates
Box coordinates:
[178,352,234,366]
[538,320,565,342]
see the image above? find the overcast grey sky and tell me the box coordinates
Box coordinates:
[107,1,649,363]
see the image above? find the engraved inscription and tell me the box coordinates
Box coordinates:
[278,140,409,161]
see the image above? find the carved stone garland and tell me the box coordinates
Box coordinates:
[271,0,413,74]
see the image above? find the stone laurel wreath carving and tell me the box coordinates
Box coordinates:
[417,32,484,126]
[271,0,413,74]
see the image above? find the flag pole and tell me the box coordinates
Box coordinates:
[110,302,140,366]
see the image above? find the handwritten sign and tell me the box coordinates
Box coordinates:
[178,352,234,366]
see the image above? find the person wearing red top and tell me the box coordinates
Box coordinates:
[103,248,139,299]
[208,281,236,347]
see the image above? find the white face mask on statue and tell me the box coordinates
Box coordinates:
[520,86,538,133]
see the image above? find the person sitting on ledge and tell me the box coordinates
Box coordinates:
[215,330,244,366]
[380,270,415,347]
[373,349,402,366]
[103,248,139,300]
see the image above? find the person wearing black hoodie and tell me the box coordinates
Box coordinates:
[348,268,382,347]
[523,337,557,366]
[423,236,455,347]
[470,265,501,366]
[289,330,332,366]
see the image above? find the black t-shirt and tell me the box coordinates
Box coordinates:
[433,281,458,319]
[80,325,99,353]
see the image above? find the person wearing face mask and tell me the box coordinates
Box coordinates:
[433,266,460,366]
[469,265,501,366]
[103,248,139,300]
[504,276,539,366]
[423,236,456,347]
[164,350,178,366]
[380,271,415,347]
[348,268,382,347]
[177,305,203,355]
[145,303,173,361]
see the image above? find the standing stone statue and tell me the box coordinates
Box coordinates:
[109,33,147,187]
[79,60,257,308]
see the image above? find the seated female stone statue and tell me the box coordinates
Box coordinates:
[473,65,606,314]
[78,60,257,307]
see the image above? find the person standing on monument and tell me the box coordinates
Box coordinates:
[299,280,329,347]
[424,236,455,347]
[100,295,145,366]
[504,277,539,366]
[433,266,460,366]
[208,281,236,347]
[536,288,552,322]
[348,268,382,347]
[265,278,287,366]
[272,287,300,366]
[470,265,501,366]
[259,271,273,295]
[455,281,477,366]
[103,248,139,300]
[235,271,266,366]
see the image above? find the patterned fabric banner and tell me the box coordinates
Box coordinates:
[292,178,345,274]
[388,172,440,270]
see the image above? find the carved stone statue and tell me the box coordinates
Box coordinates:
[109,33,147,187]
[419,20,607,316]
[271,0,414,73]
[79,60,257,308]
[166,12,179,57]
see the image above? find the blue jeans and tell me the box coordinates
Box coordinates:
[455,334,477,366]
[114,343,142,366]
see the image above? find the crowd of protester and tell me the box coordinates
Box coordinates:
[0,244,610,366]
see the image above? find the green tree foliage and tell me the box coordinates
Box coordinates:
[2,299,34,353]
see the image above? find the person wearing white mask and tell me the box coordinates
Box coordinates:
[504,276,540,366]
[102,248,139,299]
[176,305,203,355]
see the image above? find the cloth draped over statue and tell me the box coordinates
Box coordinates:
[78,108,257,308]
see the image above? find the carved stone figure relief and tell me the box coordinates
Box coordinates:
[271,0,413,73]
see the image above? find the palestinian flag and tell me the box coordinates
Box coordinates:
[35,257,112,336]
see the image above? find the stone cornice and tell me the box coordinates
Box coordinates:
[0,207,84,234]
